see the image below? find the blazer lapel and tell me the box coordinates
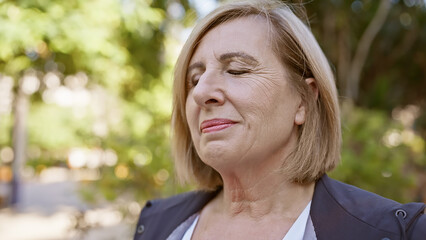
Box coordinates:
[134,189,219,240]
[310,175,400,240]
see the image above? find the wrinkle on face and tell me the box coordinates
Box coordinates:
[185,15,302,186]
[219,51,260,66]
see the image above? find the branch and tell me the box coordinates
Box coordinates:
[345,0,392,101]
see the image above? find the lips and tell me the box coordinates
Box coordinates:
[200,118,236,133]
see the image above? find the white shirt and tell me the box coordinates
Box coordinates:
[181,201,313,240]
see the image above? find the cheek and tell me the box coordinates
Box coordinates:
[248,83,299,127]
[185,97,199,135]
[238,80,287,116]
[185,97,191,122]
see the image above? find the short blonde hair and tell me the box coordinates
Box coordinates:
[172,0,341,190]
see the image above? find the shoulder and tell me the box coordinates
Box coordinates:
[312,174,425,240]
[134,189,219,240]
[138,190,209,217]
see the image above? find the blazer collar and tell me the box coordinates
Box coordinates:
[310,174,419,240]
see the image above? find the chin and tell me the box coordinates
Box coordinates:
[199,147,236,167]
[200,148,227,161]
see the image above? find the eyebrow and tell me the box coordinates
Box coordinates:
[219,52,259,65]
[187,51,259,73]
[187,62,205,73]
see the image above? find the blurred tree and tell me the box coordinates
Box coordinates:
[304,0,426,109]
[0,0,194,207]
[301,0,426,202]
[330,102,425,202]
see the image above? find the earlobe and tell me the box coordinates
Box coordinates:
[294,78,317,126]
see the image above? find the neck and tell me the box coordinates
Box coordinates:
[207,129,314,219]
[214,166,315,219]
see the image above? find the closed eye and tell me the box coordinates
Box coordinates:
[227,69,249,75]
[192,78,199,87]
[186,73,200,90]
[188,77,199,88]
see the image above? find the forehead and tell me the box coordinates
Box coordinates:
[189,16,273,63]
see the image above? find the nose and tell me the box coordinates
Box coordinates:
[191,70,225,108]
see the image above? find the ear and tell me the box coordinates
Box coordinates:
[305,78,318,100]
[294,78,318,126]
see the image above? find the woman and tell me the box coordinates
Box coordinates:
[134,1,425,239]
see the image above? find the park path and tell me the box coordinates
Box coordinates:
[0,167,134,240]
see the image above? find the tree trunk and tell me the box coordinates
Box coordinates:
[345,0,392,101]
[337,26,351,95]
[10,84,28,206]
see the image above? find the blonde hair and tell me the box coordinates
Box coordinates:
[172,0,341,190]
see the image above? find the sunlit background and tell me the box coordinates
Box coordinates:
[0,0,425,239]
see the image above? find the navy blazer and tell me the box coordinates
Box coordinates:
[134,175,426,240]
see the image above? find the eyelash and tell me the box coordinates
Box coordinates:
[227,69,249,75]
[188,76,199,88]
[187,68,250,89]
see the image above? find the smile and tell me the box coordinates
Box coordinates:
[200,118,236,133]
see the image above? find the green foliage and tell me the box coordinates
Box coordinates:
[330,104,425,202]
[305,0,426,110]
[28,104,86,148]
[302,0,426,202]
[0,114,12,144]
[0,0,194,205]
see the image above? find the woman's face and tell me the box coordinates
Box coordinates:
[185,16,306,171]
